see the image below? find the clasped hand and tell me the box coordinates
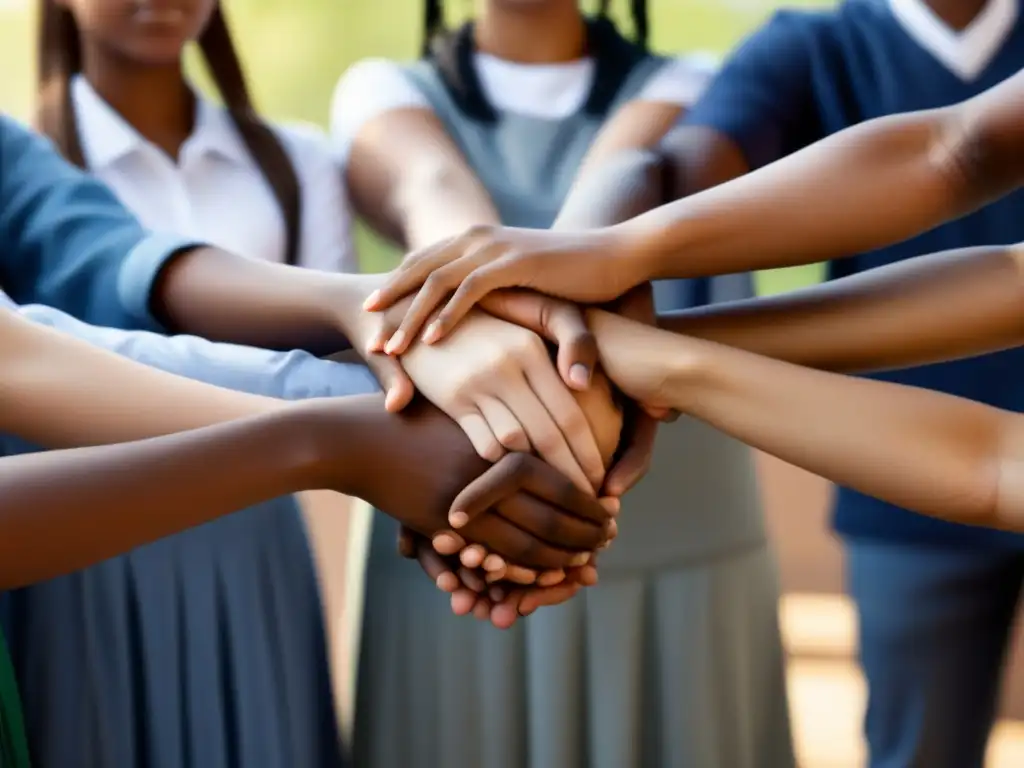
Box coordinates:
[343,271,671,627]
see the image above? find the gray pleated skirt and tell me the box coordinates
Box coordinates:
[2,487,345,768]
[354,418,795,768]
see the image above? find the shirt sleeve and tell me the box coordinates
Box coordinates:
[682,11,821,170]
[635,53,721,108]
[0,116,204,331]
[328,58,433,165]
[14,301,380,399]
[273,122,359,274]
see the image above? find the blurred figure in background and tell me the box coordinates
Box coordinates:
[12,0,354,764]
[330,1,791,766]
[369,0,1024,764]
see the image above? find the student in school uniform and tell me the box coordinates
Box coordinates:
[330,1,790,766]
[18,0,355,763]
[0,1,612,765]
[0,290,617,768]
[370,1,1024,764]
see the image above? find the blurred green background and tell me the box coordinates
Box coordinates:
[0,0,829,293]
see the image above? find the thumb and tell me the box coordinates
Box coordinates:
[480,290,597,391]
[363,352,415,412]
[603,409,659,497]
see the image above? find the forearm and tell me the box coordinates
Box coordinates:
[151,246,357,355]
[621,109,990,279]
[553,148,667,230]
[0,405,329,588]
[396,165,501,250]
[0,308,283,447]
[657,244,1024,373]
[659,330,1016,530]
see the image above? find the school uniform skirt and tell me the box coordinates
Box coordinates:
[353,418,796,768]
[0,467,345,768]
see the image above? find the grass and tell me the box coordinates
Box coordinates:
[0,0,831,294]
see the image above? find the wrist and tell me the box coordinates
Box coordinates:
[661,338,716,414]
[323,273,385,351]
[612,211,695,282]
[281,394,386,496]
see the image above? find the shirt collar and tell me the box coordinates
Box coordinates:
[71,75,253,169]
[888,0,1018,81]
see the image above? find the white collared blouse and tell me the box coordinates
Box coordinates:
[72,76,357,274]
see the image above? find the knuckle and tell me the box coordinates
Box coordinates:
[497,427,529,452]
[465,224,494,240]
[479,439,506,463]
[505,452,533,481]
[531,431,560,459]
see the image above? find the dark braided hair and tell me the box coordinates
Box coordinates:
[597,0,648,49]
[423,0,445,56]
[424,0,650,55]
[36,1,303,266]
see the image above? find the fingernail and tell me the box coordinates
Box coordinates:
[569,364,590,389]
[422,322,441,344]
[362,290,380,310]
[383,331,405,355]
[384,389,398,411]
[599,497,621,516]
[449,510,469,528]
[570,552,591,567]
[482,553,504,571]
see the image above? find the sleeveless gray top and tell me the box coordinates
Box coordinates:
[396,20,765,567]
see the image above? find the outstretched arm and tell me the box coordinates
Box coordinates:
[658,243,1024,373]
[0,309,612,587]
[588,309,1018,532]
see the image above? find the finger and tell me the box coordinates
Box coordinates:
[489,593,525,629]
[544,301,599,391]
[495,491,607,551]
[499,376,594,493]
[476,397,532,454]
[602,410,659,497]
[461,508,587,570]
[459,544,487,569]
[520,360,605,491]
[503,565,538,585]
[458,567,487,593]
[422,255,526,345]
[432,531,466,555]
[478,292,597,392]
[414,541,460,592]
[484,565,508,583]
[454,412,505,463]
[397,526,417,559]
[386,242,504,354]
[365,235,460,311]
[451,589,479,616]
[473,598,493,621]
[482,553,506,573]
[449,452,610,530]
[362,353,415,413]
[576,564,599,586]
[536,569,566,587]
[517,581,584,617]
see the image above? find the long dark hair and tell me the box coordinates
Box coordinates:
[422,0,650,55]
[36,1,302,266]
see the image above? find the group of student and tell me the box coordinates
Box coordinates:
[2,0,1024,767]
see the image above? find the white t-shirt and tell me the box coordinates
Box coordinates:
[72,76,357,273]
[329,51,720,162]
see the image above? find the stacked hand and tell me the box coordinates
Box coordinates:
[339,234,677,626]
